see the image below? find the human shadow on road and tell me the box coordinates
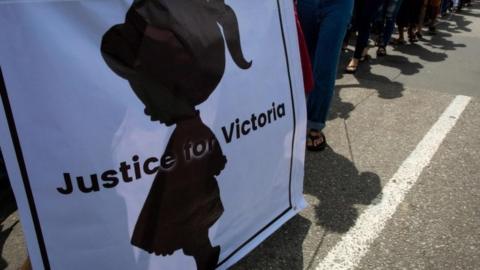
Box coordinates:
[231,214,311,270]
[456,7,480,19]
[233,147,382,270]
[221,122,383,270]
[0,178,17,226]
[304,147,382,233]
[440,13,473,33]
[370,54,425,74]
[0,151,17,270]
[419,15,470,52]
[229,155,312,270]
[392,43,448,62]
[424,31,467,51]
[329,55,408,122]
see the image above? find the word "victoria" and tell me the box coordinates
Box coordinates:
[221,102,286,143]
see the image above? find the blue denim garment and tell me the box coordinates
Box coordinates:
[377,0,405,46]
[297,0,354,131]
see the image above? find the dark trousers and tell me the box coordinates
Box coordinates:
[353,0,385,59]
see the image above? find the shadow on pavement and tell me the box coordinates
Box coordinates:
[424,31,467,51]
[0,151,17,270]
[0,221,19,270]
[392,43,448,62]
[0,186,16,226]
[422,12,472,51]
[351,64,406,100]
[305,147,382,233]
[233,148,381,270]
[458,7,480,19]
[0,151,16,223]
[231,214,311,270]
[441,12,474,33]
[231,157,312,270]
[371,53,425,74]
[329,46,411,122]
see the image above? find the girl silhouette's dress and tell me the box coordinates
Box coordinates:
[132,113,226,255]
[101,0,251,269]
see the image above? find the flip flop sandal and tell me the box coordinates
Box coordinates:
[306,130,327,152]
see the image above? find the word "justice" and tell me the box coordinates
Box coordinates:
[57,138,216,195]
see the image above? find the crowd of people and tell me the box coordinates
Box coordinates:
[296,0,473,151]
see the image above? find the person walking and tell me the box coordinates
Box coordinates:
[297,0,354,151]
[375,0,405,56]
[441,0,451,16]
[396,0,424,43]
[297,0,353,151]
[345,0,384,73]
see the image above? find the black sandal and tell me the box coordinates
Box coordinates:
[307,129,327,152]
[376,46,387,57]
[408,32,418,43]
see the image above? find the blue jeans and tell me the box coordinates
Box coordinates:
[297,0,354,131]
[377,0,404,46]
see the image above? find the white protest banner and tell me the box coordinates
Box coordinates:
[0,0,307,269]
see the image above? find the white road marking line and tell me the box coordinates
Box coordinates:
[316,95,472,270]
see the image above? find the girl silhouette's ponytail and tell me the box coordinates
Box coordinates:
[217,5,252,70]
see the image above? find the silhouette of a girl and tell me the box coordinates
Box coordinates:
[101,0,251,269]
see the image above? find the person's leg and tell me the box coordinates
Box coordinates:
[382,0,405,46]
[343,0,362,50]
[297,0,320,60]
[427,0,441,33]
[346,0,384,71]
[394,0,409,43]
[306,0,353,135]
[441,0,450,15]
[417,0,429,34]
[374,1,388,45]
[452,0,461,11]
[352,0,384,60]
[398,25,405,41]
[408,24,417,41]
[343,27,353,50]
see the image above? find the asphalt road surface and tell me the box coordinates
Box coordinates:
[1,2,480,270]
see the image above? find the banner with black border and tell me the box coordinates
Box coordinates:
[0,0,307,269]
